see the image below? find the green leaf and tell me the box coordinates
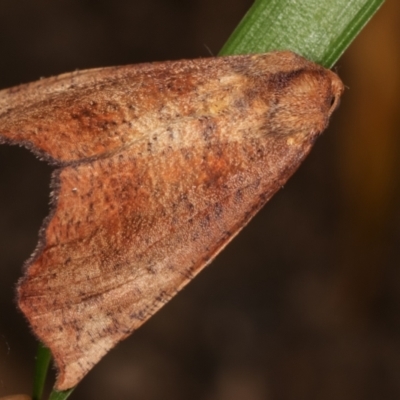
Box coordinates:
[219,0,385,68]
[32,343,52,400]
[31,342,75,400]
[48,388,75,400]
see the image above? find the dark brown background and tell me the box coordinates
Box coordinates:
[1,1,400,399]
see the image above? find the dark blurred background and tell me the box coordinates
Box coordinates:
[1,1,400,399]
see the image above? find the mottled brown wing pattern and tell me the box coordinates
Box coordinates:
[0,51,343,389]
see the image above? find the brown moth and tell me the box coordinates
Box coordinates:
[0,51,343,390]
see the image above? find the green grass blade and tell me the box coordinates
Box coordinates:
[48,388,75,400]
[31,342,75,400]
[219,0,385,67]
[32,343,52,400]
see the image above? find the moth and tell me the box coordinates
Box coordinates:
[0,51,343,390]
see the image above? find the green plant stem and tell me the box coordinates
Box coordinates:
[32,342,75,400]
[219,0,385,67]
[48,388,75,400]
[32,343,52,400]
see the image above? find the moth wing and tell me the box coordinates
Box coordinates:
[0,57,245,163]
[18,134,279,390]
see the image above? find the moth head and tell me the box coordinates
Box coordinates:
[267,66,344,142]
